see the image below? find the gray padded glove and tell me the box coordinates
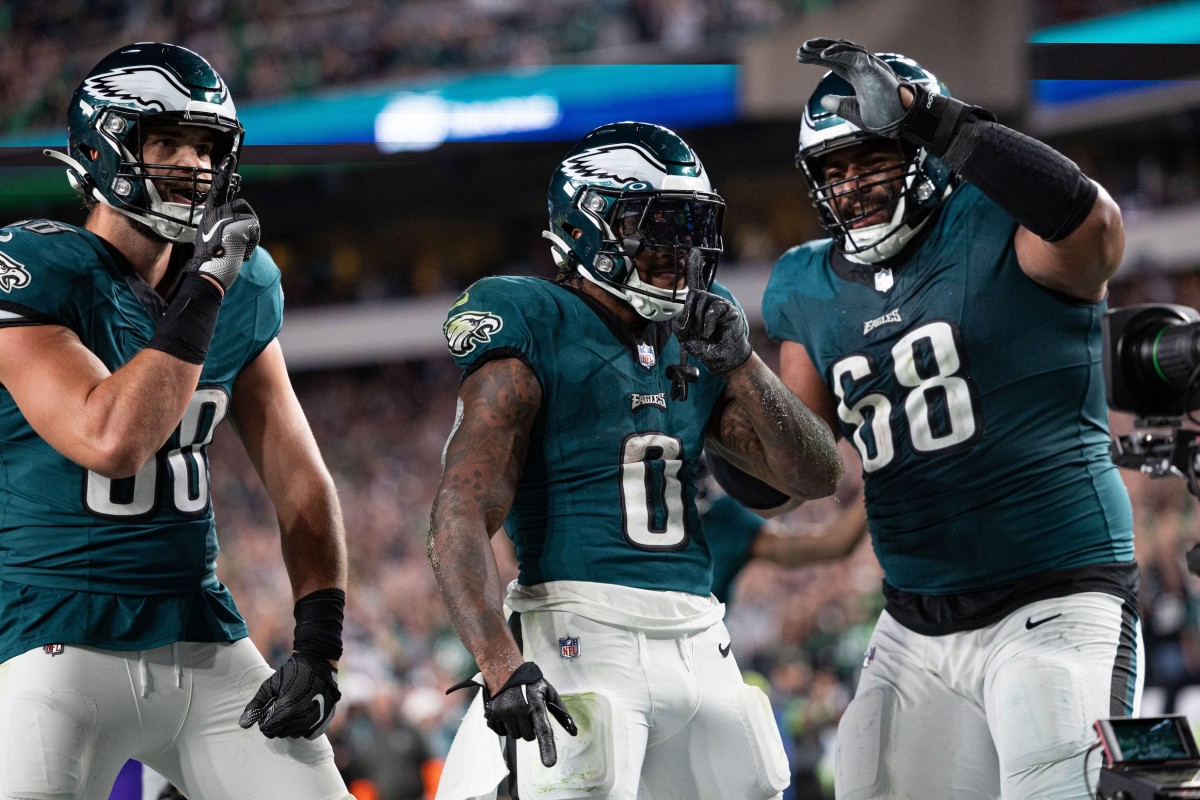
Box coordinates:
[796,37,907,137]
[672,250,751,375]
[185,154,260,290]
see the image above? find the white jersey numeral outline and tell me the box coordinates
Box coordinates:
[85,387,230,518]
[831,320,981,473]
[619,433,688,549]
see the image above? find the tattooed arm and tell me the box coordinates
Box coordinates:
[428,357,542,693]
[705,353,843,502]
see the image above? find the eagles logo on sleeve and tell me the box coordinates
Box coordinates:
[444,311,504,357]
[0,251,32,293]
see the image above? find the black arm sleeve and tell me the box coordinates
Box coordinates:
[899,83,1098,242]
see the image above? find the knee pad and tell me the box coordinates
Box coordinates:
[991,657,1090,775]
[735,684,791,798]
[3,691,98,799]
[835,686,896,800]
[517,691,616,800]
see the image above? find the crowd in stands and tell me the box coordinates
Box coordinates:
[0,0,830,136]
[3,0,1181,135]
[5,3,1199,796]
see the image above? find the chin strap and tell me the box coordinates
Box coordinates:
[541,229,573,268]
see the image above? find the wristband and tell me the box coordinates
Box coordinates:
[944,119,1098,241]
[897,84,985,157]
[292,587,346,661]
[145,272,223,364]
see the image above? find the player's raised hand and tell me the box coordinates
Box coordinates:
[797,37,907,137]
[481,662,577,767]
[185,154,260,290]
[238,654,341,740]
[672,249,751,375]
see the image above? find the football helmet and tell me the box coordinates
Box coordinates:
[797,53,954,264]
[45,42,243,242]
[545,121,724,321]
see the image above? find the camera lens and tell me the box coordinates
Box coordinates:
[1104,304,1200,416]
[1130,321,1200,391]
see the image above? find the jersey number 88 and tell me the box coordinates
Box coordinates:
[84,388,229,519]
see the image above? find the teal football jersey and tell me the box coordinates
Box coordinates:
[0,219,282,660]
[763,184,1133,594]
[700,489,764,605]
[445,276,734,595]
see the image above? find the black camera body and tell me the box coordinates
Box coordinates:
[1104,304,1200,418]
[1104,304,1200,572]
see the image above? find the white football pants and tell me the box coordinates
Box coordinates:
[835,592,1143,800]
[0,639,351,800]
[511,610,790,800]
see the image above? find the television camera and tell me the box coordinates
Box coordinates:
[1099,306,1200,797]
[1104,303,1200,501]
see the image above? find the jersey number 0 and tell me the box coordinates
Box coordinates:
[620,433,688,550]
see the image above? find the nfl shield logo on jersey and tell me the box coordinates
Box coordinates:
[637,343,656,368]
[862,645,876,669]
[559,636,580,660]
[43,644,65,656]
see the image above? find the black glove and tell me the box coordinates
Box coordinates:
[238,653,341,740]
[185,154,260,290]
[672,249,751,375]
[796,37,908,137]
[451,662,577,768]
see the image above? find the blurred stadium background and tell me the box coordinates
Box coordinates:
[3,0,1200,797]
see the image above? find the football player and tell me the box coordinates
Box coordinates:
[0,43,350,799]
[428,121,843,800]
[761,38,1142,799]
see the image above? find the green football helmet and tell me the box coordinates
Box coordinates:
[545,121,724,321]
[797,53,954,264]
[46,42,243,242]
